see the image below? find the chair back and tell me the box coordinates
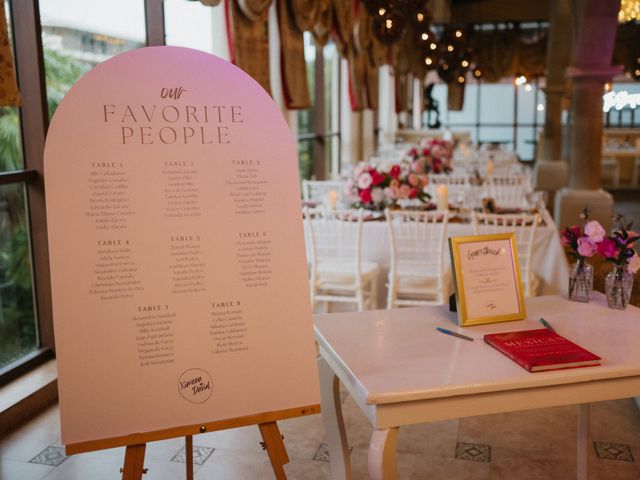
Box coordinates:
[427,174,469,204]
[301,179,344,204]
[471,212,540,295]
[385,209,449,283]
[304,207,365,279]
[484,175,530,208]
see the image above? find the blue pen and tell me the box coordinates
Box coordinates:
[436,327,474,342]
[539,318,555,331]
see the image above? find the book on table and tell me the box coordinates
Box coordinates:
[484,328,601,372]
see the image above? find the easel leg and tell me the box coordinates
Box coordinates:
[185,435,194,480]
[259,421,289,480]
[121,444,146,480]
[368,428,398,480]
[577,403,590,480]
[318,355,352,480]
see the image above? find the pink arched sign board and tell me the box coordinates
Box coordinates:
[44,47,319,447]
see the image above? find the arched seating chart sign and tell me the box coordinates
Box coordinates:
[44,47,319,470]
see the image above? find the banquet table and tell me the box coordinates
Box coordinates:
[305,209,569,309]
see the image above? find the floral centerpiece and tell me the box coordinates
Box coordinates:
[405,138,454,175]
[346,161,430,210]
[561,213,605,303]
[598,216,639,309]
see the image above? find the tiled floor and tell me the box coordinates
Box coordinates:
[1,395,640,479]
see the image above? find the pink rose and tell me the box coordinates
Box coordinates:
[576,237,597,257]
[357,172,372,190]
[597,238,619,259]
[628,252,640,274]
[408,173,419,187]
[584,221,606,243]
[389,165,400,179]
[399,184,411,198]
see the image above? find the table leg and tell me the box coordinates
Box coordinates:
[368,428,398,480]
[318,356,352,480]
[577,403,590,480]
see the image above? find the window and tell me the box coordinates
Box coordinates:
[297,33,341,181]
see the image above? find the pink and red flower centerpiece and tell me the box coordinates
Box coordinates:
[599,216,639,309]
[405,138,454,175]
[561,217,605,302]
[346,161,430,210]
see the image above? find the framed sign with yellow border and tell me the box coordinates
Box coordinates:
[448,233,526,326]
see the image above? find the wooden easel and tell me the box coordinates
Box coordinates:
[67,404,319,480]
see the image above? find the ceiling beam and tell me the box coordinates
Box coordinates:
[448,0,550,24]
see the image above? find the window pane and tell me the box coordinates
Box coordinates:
[39,0,145,117]
[516,81,536,125]
[515,127,535,162]
[479,83,514,124]
[165,0,228,57]
[0,183,37,369]
[0,2,23,171]
[297,32,316,135]
[448,83,477,126]
[298,139,313,181]
[478,126,514,149]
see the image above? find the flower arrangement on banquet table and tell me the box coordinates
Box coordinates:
[346,161,431,210]
[405,138,454,175]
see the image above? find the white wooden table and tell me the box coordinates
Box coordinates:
[314,294,640,479]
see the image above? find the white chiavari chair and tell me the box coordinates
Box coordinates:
[471,211,541,296]
[484,175,531,209]
[427,173,469,205]
[303,207,381,312]
[385,209,450,308]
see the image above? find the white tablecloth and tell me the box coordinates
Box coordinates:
[305,210,570,309]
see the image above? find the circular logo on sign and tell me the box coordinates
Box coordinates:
[178,369,213,404]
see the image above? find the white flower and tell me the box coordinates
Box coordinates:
[383,187,393,199]
[371,187,384,204]
[628,252,640,274]
[354,161,367,177]
[584,220,606,243]
[357,172,373,190]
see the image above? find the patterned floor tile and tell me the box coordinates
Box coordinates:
[455,442,491,463]
[28,446,68,467]
[171,446,215,465]
[594,442,635,462]
[312,443,352,462]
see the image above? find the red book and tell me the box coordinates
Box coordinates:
[484,329,601,372]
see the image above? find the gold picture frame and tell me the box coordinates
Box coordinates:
[449,233,526,326]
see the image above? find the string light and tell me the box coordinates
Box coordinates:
[525,84,532,92]
[429,42,437,50]
[421,32,429,40]
[447,44,454,52]
[515,75,527,86]
[386,18,393,29]
[416,12,424,22]
[378,7,386,15]
[461,60,469,67]
[605,82,612,92]
[537,104,544,112]
[455,29,463,38]
[442,64,449,70]
[474,69,482,77]
[457,75,465,83]
[425,57,433,65]
[618,0,640,22]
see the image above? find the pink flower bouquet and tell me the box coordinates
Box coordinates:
[347,161,430,210]
[405,138,453,175]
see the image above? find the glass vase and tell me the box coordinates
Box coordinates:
[605,264,634,310]
[568,259,593,303]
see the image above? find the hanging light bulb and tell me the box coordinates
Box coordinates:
[474,68,482,78]
[461,59,469,68]
[455,29,463,38]
[429,42,437,50]
[421,32,429,41]
[447,44,454,52]
[425,56,433,65]
[457,75,465,83]
[378,7,386,15]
